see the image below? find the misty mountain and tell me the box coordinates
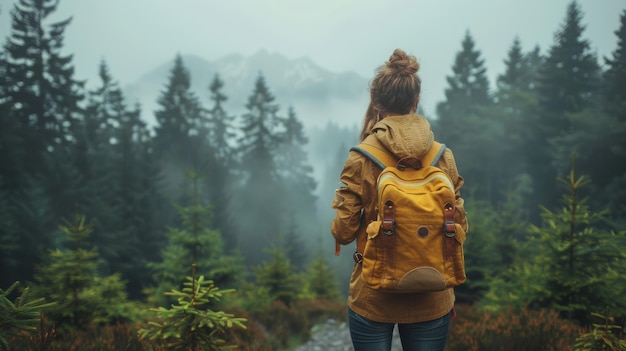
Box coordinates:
[123,50,371,129]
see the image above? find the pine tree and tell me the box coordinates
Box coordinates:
[305,254,341,301]
[276,106,317,212]
[153,54,204,150]
[592,9,626,221]
[435,30,492,144]
[139,272,247,351]
[82,61,166,298]
[495,41,543,137]
[538,0,600,126]
[207,74,237,162]
[547,106,626,224]
[234,74,285,266]
[481,157,626,325]
[31,214,132,329]
[574,308,626,351]
[148,172,244,307]
[77,60,124,270]
[490,39,543,210]
[2,0,84,158]
[113,102,167,298]
[237,74,282,175]
[537,3,626,225]
[152,54,209,213]
[253,247,301,306]
[1,0,86,283]
[529,162,626,324]
[603,9,626,120]
[497,36,525,93]
[205,74,238,250]
[497,38,543,95]
[532,1,601,211]
[282,219,308,270]
[0,49,23,196]
[274,106,317,268]
[434,30,494,201]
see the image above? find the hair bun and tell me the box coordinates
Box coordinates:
[386,49,419,75]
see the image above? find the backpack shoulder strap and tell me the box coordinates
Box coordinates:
[421,141,447,167]
[350,136,396,169]
[350,135,446,169]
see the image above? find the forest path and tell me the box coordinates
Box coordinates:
[293,319,403,351]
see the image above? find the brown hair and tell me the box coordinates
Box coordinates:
[359,49,421,141]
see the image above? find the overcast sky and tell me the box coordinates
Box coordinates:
[1,0,624,117]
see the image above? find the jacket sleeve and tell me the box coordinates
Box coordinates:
[439,148,469,234]
[330,152,364,245]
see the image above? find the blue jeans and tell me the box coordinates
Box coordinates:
[348,308,451,351]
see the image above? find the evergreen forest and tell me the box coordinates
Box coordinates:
[1,0,626,350]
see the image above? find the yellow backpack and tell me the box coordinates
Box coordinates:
[351,137,466,293]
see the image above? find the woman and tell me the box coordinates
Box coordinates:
[330,48,468,351]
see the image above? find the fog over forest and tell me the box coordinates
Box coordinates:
[1,1,626,348]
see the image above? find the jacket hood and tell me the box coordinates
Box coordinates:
[371,114,434,160]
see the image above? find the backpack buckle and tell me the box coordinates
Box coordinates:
[444,221,456,237]
[382,200,395,235]
[353,252,363,263]
[443,202,456,237]
[382,219,395,235]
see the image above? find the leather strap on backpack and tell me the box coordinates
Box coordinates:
[444,202,457,260]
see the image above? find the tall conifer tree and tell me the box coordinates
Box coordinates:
[274,106,317,267]
[206,74,238,249]
[498,38,543,95]
[207,74,236,162]
[0,49,21,287]
[1,0,85,283]
[435,30,491,143]
[77,60,120,260]
[235,74,284,266]
[555,9,626,220]
[538,1,600,128]
[490,39,544,212]
[604,10,626,119]
[153,54,208,214]
[3,0,84,157]
[533,0,601,211]
[435,30,493,199]
[600,10,626,219]
[82,61,166,297]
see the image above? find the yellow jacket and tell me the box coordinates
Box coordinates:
[330,113,468,323]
